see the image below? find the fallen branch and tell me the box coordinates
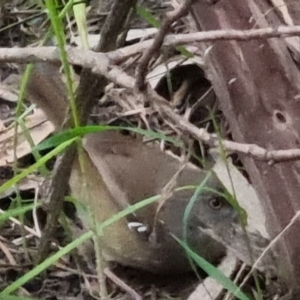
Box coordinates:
[1,25,300,64]
[2,32,300,161]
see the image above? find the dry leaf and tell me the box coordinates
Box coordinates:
[0,109,54,166]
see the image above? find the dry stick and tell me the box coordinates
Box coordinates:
[14,50,300,162]
[135,0,194,91]
[95,0,137,52]
[8,44,300,161]
[104,268,142,300]
[143,81,300,162]
[1,25,300,65]
[0,239,16,266]
[115,25,300,63]
[0,208,40,238]
[237,210,300,295]
[36,145,77,263]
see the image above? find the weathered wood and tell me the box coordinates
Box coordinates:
[277,0,300,25]
[191,0,300,287]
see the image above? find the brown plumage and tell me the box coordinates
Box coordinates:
[27,63,239,274]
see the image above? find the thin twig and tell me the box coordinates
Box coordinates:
[7,45,300,161]
[1,25,300,65]
[135,0,194,91]
[238,210,300,293]
[36,145,77,263]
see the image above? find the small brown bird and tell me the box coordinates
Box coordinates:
[26,63,251,274]
[70,130,236,273]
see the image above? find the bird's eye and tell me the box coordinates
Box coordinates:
[208,197,223,210]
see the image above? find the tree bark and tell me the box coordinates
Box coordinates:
[191,0,300,288]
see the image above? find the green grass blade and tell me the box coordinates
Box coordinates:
[73,0,89,49]
[136,5,160,28]
[35,125,184,151]
[0,138,77,195]
[173,236,250,300]
[0,203,41,222]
